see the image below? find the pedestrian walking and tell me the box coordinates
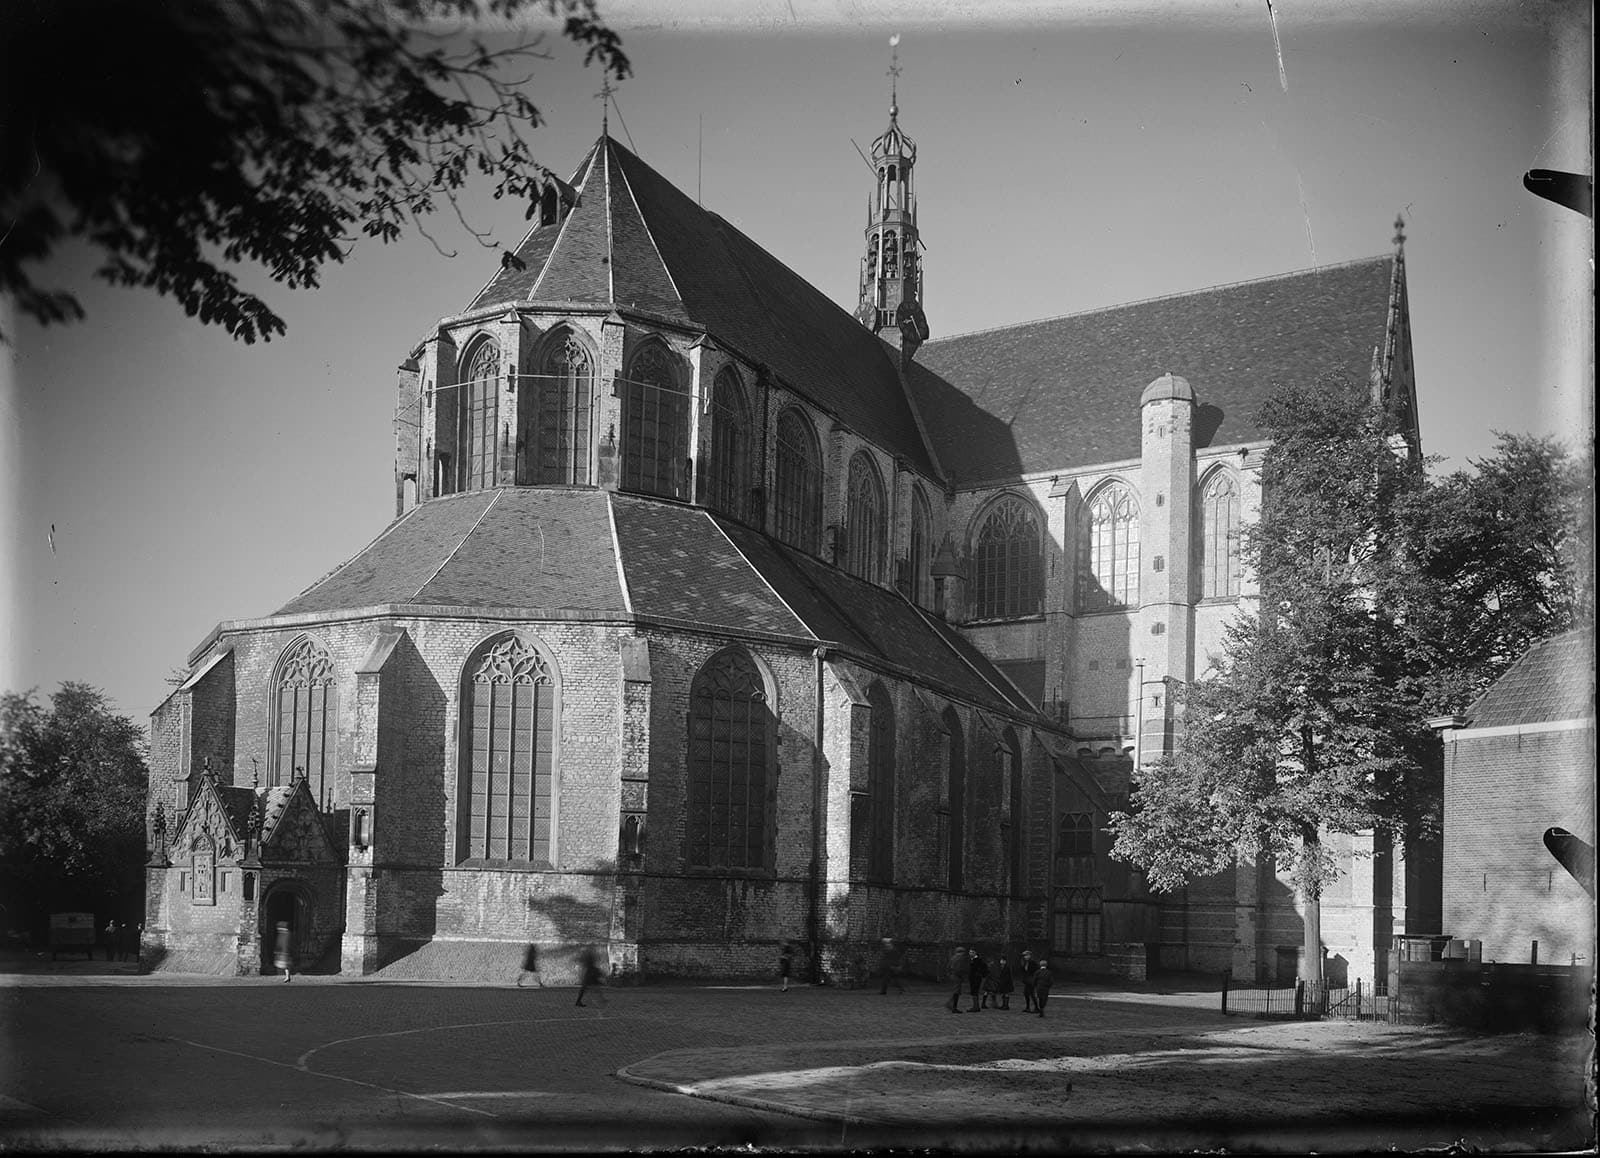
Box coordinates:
[777,940,795,992]
[968,951,989,1011]
[996,953,1014,1010]
[877,938,905,995]
[1035,958,1054,1017]
[118,920,136,963]
[1020,948,1038,1012]
[574,945,607,1006]
[945,945,969,1013]
[517,941,541,988]
[102,919,118,962]
[273,921,294,983]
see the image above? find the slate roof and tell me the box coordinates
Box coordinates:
[1463,629,1595,730]
[276,489,627,616]
[467,136,940,478]
[908,256,1400,484]
[259,785,296,841]
[214,785,256,841]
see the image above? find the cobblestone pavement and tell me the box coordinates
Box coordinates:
[1,962,1592,1152]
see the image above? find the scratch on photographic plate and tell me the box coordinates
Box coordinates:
[1296,172,1317,266]
[1266,0,1288,92]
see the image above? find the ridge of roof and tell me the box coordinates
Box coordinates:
[528,140,605,303]
[922,254,1394,347]
[409,488,503,601]
[609,140,685,306]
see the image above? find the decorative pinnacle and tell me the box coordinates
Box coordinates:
[597,77,614,137]
[887,33,902,118]
[1393,213,1406,248]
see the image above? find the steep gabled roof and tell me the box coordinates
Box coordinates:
[1463,629,1595,730]
[908,256,1400,484]
[469,136,940,478]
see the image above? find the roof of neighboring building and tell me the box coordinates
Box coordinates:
[467,136,941,478]
[1463,628,1595,730]
[908,256,1400,484]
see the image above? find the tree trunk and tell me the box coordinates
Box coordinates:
[1302,825,1324,988]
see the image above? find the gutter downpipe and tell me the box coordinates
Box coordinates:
[809,645,828,985]
[1133,659,1146,773]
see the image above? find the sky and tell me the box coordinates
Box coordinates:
[1,0,1591,727]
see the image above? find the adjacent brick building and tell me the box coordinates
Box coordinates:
[145,95,1429,986]
[1431,629,1596,967]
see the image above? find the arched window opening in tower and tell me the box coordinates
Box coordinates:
[845,451,886,583]
[973,494,1043,619]
[686,648,774,871]
[457,633,557,865]
[1200,471,1241,599]
[272,636,337,806]
[524,330,593,486]
[774,408,822,554]
[458,338,500,492]
[706,367,751,520]
[622,342,690,500]
[1080,483,1140,612]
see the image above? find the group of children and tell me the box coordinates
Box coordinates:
[946,946,1055,1016]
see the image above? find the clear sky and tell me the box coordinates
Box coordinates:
[1,1,1591,725]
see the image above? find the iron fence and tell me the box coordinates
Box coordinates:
[1222,975,1390,1021]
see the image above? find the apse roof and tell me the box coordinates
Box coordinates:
[467,136,941,478]
[907,256,1401,485]
[1463,629,1595,730]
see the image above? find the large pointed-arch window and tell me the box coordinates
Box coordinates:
[705,367,751,519]
[686,648,774,871]
[458,338,500,491]
[622,342,689,499]
[523,330,592,485]
[1200,471,1241,599]
[1080,483,1140,611]
[973,494,1043,619]
[774,408,822,553]
[272,637,337,805]
[844,452,886,583]
[866,682,896,883]
[457,633,558,865]
[907,486,932,607]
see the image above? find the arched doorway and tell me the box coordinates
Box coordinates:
[259,881,313,975]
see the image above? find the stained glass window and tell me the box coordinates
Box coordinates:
[458,634,556,864]
[529,331,592,485]
[774,409,822,553]
[844,452,886,582]
[273,636,337,804]
[1200,472,1241,598]
[973,495,1042,619]
[705,367,750,518]
[458,339,500,491]
[686,648,772,870]
[1081,484,1140,611]
[622,342,689,499]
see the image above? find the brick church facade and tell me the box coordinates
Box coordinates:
[144,92,1429,986]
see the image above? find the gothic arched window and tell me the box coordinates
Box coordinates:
[458,338,500,492]
[907,486,932,608]
[524,330,592,485]
[705,367,751,519]
[943,708,965,892]
[686,648,774,871]
[844,452,886,583]
[622,342,689,500]
[1080,483,1140,611]
[1200,471,1241,599]
[774,408,822,553]
[973,494,1043,619]
[272,636,337,805]
[456,633,558,865]
[867,682,895,883]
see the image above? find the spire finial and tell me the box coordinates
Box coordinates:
[887,33,902,118]
[1392,213,1406,250]
[597,77,614,138]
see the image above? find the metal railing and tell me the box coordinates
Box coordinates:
[1221,975,1390,1021]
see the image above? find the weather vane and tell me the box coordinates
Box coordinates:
[888,33,902,114]
[596,77,614,137]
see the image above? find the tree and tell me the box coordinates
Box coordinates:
[0,684,149,931]
[1110,377,1434,988]
[1398,433,1592,714]
[0,0,629,343]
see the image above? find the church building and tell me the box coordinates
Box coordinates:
[143,79,1427,988]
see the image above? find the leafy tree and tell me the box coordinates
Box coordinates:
[0,0,629,343]
[0,684,149,932]
[1110,377,1434,988]
[1399,433,1592,714]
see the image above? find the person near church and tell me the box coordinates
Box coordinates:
[1020,949,1039,1012]
[967,950,989,1011]
[877,937,905,994]
[575,945,607,1006]
[102,919,118,962]
[946,945,969,1013]
[517,941,541,988]
[273,921,294,983]
[118,920,137,963]
[1034,958,1054,1017]
[778,940,795,992]
[995,953,1014,1010]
